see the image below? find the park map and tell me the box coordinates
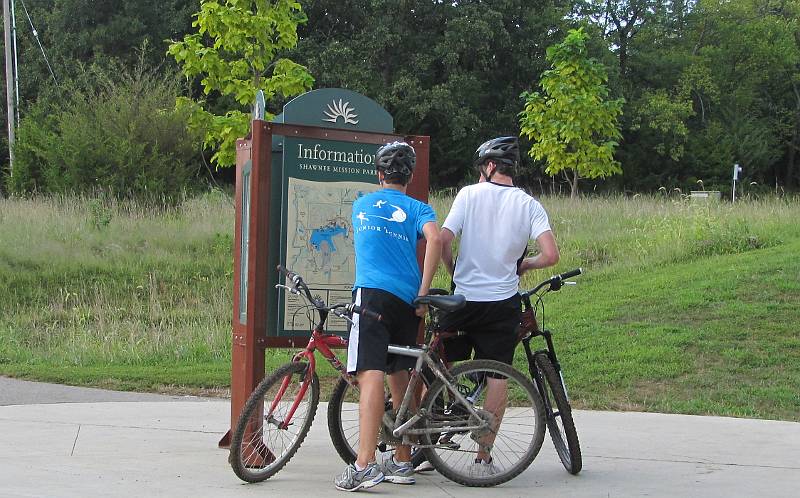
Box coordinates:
[283,177,380,332]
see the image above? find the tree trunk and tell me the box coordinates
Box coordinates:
[786,126,797,189]
[786,82,800,188]
[565,169,580,198]
[618,36,628,75]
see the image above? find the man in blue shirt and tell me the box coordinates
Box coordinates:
[334,142,441,491]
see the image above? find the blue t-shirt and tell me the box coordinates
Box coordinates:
[352,188,437,304]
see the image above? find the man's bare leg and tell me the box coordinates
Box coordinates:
[355,370,385,468]
[477,377,508,462]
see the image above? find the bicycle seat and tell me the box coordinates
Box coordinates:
[413,294,466,312]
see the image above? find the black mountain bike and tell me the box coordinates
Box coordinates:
[519,268,583,474]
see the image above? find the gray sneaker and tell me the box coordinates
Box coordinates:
[334,463,385,492]
[378,457,415,484]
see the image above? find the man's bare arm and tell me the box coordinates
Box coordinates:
[440,228,456,276]
[518,230,560,275]
[416,222,442,316]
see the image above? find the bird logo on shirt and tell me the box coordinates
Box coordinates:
[357,199,407,224]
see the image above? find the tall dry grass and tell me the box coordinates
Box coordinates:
[0,191,233,366]
[2,190,798,366]
[429,191,800,289]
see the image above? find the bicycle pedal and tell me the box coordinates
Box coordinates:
[437,435,461,450]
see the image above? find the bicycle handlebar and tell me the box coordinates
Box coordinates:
[520,267,583,298]
[277,264,302,287]
[558,268,583,281]
[348,304,382,322]
[277,265,382,322]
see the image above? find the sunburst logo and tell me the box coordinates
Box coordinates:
[322,99,359,125]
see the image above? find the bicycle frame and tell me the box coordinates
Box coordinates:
[520,292,562,368]
[269,327,352,430]
[386,344,490,441]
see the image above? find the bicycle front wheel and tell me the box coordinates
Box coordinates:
[534,352,582,474]
[230,361,320,482]
[419,359,546,487]
[327,376,360,463]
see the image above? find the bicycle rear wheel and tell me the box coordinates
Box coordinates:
[327,377,425,465]
[230,361,320,482]
[533,352,582,474]
[419,359,545,487]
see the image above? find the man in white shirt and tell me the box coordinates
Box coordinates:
[439,136,560,474]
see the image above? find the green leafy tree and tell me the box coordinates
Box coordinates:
[519,28,624,197]
[294,0,571,188]
[577,0,660,76]
[630,88,694,161]
[167,0,314,167]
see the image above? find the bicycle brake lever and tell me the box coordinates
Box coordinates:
[563,281,577,285]
[332,309,354,324]
[275,284,301,295]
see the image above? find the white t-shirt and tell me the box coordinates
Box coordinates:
[442,182,552,301]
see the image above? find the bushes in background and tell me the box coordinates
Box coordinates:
[6,57,204,202]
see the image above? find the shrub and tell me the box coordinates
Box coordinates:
[7,55,204,202]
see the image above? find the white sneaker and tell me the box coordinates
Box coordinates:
[469,458,499,478]
[334,462,385,491]
[414,460,435,472]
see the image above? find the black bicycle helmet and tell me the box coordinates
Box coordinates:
[473,136,520,169]
[376,141,416,177]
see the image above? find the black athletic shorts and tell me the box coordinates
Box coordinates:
[439,293,521,365]
[346,287,420,374]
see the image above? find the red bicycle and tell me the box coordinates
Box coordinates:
[228,266,379,482]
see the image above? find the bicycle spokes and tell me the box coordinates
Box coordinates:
[418,360,546,487]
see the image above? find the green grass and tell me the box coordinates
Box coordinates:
[0,191,233,368]
[1,192,799,420]
[534,237,800,420]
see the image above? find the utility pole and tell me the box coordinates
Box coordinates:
[3,0,15,178]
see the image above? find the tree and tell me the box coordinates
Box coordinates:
[576,0,660,76]
[676,0,799,188]
[294,0,572,188]
[167,0,314,167]
[519,28,624,197]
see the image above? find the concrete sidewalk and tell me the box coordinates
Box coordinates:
[0,386,798,497]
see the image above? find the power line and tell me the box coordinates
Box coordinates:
[18,0,57,86]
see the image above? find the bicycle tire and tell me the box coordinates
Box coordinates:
[327,376,360,463]
[420,359,545,487]
[230,361,320,482]
[327,376,427,465]
[533,352,582,474]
